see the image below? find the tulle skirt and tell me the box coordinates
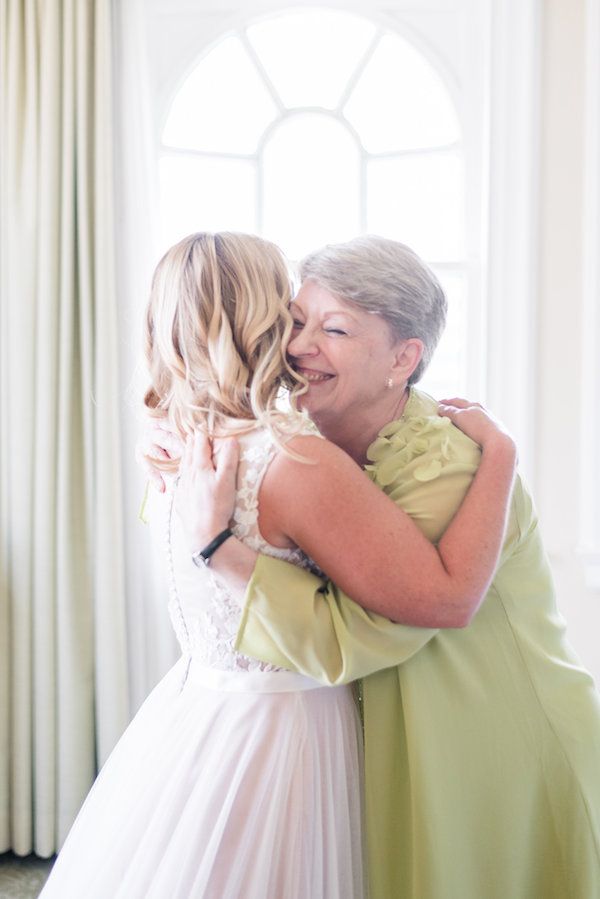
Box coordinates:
[40,656,365,898]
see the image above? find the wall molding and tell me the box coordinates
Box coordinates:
[484,0,542,484]
[579,0,600,587]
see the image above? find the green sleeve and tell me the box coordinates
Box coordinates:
[235,557,436,684]
[235,410,518,685]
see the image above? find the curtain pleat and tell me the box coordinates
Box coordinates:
[112,0,180,712]
[0,0,129,856]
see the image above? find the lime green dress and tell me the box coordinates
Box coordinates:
[234,388,600,899]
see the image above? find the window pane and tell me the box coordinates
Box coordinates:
[162,36,278,154]
[159,155,256,252]
[419,270,468,397]
[246,10,377,110]
[262,113,361,260]
[367,152,465,262]
[344,33,460,153]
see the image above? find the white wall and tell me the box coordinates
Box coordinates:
[536,0,600,681]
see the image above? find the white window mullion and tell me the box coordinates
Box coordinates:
[239,30,286,114]
[334,30,383,114]
[359,153,367,234]
[255,154,263,235]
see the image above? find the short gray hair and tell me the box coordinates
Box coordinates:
[299,235,447,384]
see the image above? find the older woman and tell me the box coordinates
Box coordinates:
[147,236,600,899]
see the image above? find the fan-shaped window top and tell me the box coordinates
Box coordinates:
[343,33,460,153]
[159,7,470,396]
[162,35,279,154]
[245,10,377,110]
[161,9,463,256]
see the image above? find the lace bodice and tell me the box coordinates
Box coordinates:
[164,424,320,679]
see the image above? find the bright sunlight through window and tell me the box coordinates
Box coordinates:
[159,7,468,397]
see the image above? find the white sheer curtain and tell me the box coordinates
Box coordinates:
[0,0,128,855]
[113,0,179,713]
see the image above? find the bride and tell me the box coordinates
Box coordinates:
[40,231,514,898]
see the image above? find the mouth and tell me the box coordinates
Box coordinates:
[296,367,335,384]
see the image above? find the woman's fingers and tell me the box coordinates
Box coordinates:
[438,396,483,410]
[135,442,168,492]
[192,429,215,472]
[180,432,237,478]
[438,398,514,453]
[141,455,167,493]
[152,426,185,460]
[214,438,239,481]
[135,418,186,494]
[181,432,194,475]
[135,441,169,464]
[142,423,185,461]
[437,403,458,421]
[174,434,238,551]
[439,397,466,407]
[149,444,171,460]
[137,425,184,465]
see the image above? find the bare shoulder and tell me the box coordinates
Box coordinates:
[269,433,364,480]
[256,434,362,546]
[259,434,369,524]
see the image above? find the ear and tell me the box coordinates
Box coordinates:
[390,338,424,383]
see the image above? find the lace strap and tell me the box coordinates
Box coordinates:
[232,431,278,544]
[231,424,322,560]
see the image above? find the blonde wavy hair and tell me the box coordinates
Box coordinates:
[143,232,307,471]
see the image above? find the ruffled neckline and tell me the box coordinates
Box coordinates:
[365,387,454,488]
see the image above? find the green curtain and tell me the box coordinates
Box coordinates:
[0,0,129,856]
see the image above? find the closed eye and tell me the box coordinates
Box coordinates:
[324,328,347,336]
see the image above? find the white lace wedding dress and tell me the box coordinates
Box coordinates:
[40,426,365,899]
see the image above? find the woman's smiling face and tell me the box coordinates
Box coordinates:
[287,280,407,423]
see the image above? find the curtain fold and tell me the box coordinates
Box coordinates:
[113,0,179,714]
[0,0,129,856]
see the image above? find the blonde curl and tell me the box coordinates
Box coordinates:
[143,232,308,471]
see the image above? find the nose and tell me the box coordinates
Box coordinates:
[287,325,319,359]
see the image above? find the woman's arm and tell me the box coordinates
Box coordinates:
[234,473,527,685]
[177,402,516,628]
[236,556,439,683]
[256,429,514,628]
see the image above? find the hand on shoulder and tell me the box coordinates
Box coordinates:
[438,397,516,460]
[135,417,185,493]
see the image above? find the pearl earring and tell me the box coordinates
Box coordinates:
[386,377,394,389]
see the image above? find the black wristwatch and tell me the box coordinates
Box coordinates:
[191,528,234,568]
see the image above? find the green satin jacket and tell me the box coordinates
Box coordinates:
[234,388,600,899]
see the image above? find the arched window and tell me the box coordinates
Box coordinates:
[158,7,478,397]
